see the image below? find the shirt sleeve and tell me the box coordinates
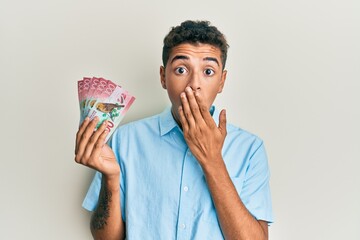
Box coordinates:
[82,171,102,211]
[240,139,274,223]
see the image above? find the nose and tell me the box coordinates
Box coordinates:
[187,71,201,91]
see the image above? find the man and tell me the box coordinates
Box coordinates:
[75,20,273,240]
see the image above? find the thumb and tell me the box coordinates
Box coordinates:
[218,109,227,136]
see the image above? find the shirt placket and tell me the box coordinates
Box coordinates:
[176,148,193,240]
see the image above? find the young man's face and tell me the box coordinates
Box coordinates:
[160,43,227,125]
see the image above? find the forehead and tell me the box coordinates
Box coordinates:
[169,43,222,62]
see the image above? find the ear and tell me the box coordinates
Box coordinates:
[218,70,227,93]
[160,66,167,89]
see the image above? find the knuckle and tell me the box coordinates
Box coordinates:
[75,155,85,164]
[87,156,94,164]
[81,131,91,140]
[200,106,207,112]
[183,131,190,138]
[88,135,96,144]
[189,129,197,137]
[78,123,86,131]
[94,141,103,149]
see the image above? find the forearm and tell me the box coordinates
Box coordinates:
[91,175,125,240]
[202,160,267,240]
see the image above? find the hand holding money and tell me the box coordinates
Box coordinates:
[75,76,135,176]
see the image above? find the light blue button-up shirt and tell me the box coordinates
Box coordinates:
[83,106,273,239]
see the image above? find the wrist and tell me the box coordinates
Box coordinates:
[201,155,226,176]
[102,174,120,191]
[202,159,232,191]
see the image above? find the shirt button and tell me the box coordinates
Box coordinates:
[187,152,191,156]
[180,223,186,229]
[183,186,189,192]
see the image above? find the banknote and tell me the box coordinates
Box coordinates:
[78,77,92,120]
[77,77,135,142]
[77,78,89,120]
[84,77,100,113]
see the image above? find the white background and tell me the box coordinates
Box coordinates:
[1,0,359,239]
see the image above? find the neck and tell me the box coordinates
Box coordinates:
[170,107,183,130]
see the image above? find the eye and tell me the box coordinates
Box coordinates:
[204,69,215,76]
[175,67,187,74]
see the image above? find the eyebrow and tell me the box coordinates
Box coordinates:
[170,55,189,63]
[170,55,220,66]
[204,57,220,66]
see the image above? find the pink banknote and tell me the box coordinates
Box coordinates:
[78,77,135,142]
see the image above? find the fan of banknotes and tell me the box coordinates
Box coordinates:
[77,77,135,142]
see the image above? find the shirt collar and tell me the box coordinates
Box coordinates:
[159,105,219,136]
[159,107,178,136]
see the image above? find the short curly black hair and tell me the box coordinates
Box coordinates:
[162,20,229,69]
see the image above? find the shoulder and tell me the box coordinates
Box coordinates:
[227,122,263,143]
[225,122,265,153]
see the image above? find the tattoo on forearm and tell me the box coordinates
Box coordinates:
[91,181,112,230]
